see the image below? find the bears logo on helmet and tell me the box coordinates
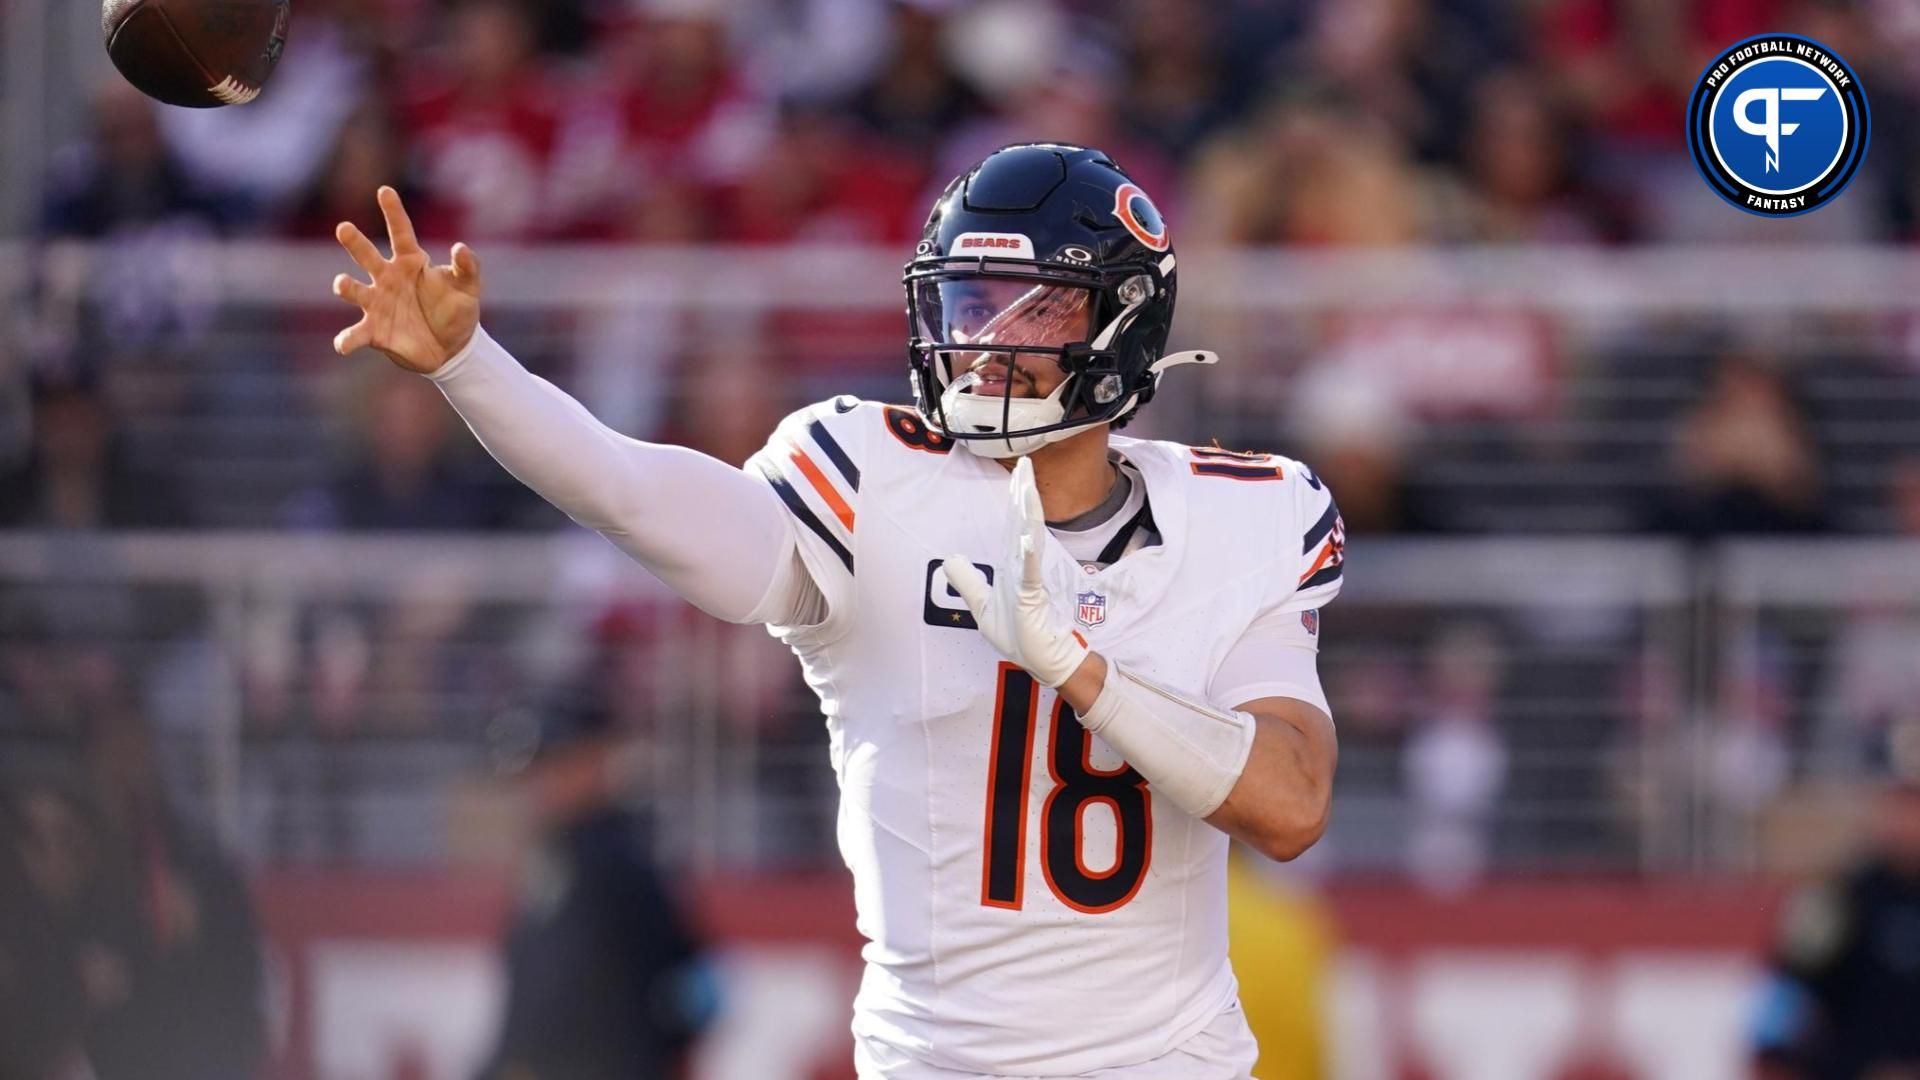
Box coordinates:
[1112,183,1169,252]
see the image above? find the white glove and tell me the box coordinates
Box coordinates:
[942,456,1092,688]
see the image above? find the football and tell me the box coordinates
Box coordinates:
[103,0,291,108]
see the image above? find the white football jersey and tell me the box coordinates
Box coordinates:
[745,398,1344,1077]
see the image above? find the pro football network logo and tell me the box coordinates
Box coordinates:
[1687,34,1869,217]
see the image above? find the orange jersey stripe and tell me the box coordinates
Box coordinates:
[1299,540,1337,586]
[789,447,855,533]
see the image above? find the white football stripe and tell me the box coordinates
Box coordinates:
[209,76,260,105]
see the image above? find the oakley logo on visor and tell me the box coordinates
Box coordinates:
[954,233,1036,258]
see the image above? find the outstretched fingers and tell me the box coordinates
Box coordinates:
[377,185,421,256]
[449,242,481,290]
[331,273,372,308]
[335,221,384,274]
[333,317,372,357]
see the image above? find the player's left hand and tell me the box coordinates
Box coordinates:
[943,457,1091,688]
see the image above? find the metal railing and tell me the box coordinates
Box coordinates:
[3,531,1915,876]
[5,242,1917,532]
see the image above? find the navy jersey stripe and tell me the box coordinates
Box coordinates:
[807,417,861,491]
[1300,564,1342,591]
[758,463,854,573]
[1192,461,1283,480]
[1302,498,1340,554]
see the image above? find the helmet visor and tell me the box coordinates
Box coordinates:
[912,278,1096,351]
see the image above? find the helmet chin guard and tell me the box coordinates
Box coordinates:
[940,374,1076,458]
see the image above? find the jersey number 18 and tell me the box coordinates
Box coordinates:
[981,663,1152,914]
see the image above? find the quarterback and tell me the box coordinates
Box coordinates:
[330,145,1343,1079]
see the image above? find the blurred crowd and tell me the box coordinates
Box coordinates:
[29,0,1920,248]
[9,0,1920,537]
[0,712,266,1080]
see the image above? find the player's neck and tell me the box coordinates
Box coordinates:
[1008,427,1119,523]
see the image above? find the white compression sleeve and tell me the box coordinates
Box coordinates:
[1077,662,1258,820]
[428,326,819,625]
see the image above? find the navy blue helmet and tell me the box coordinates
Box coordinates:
[904,144,1213,457]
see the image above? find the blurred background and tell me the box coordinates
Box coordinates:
[4,0,1920,1077]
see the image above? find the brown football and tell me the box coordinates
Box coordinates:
[103,0,291,108]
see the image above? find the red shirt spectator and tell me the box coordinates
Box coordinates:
[712,111,924,245]
[399,0,562,240]
[549,7,758,241]
[1544,0,1783,148]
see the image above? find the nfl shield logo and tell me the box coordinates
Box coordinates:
[1075,590,1107,629]
[1300,610,1319,636]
